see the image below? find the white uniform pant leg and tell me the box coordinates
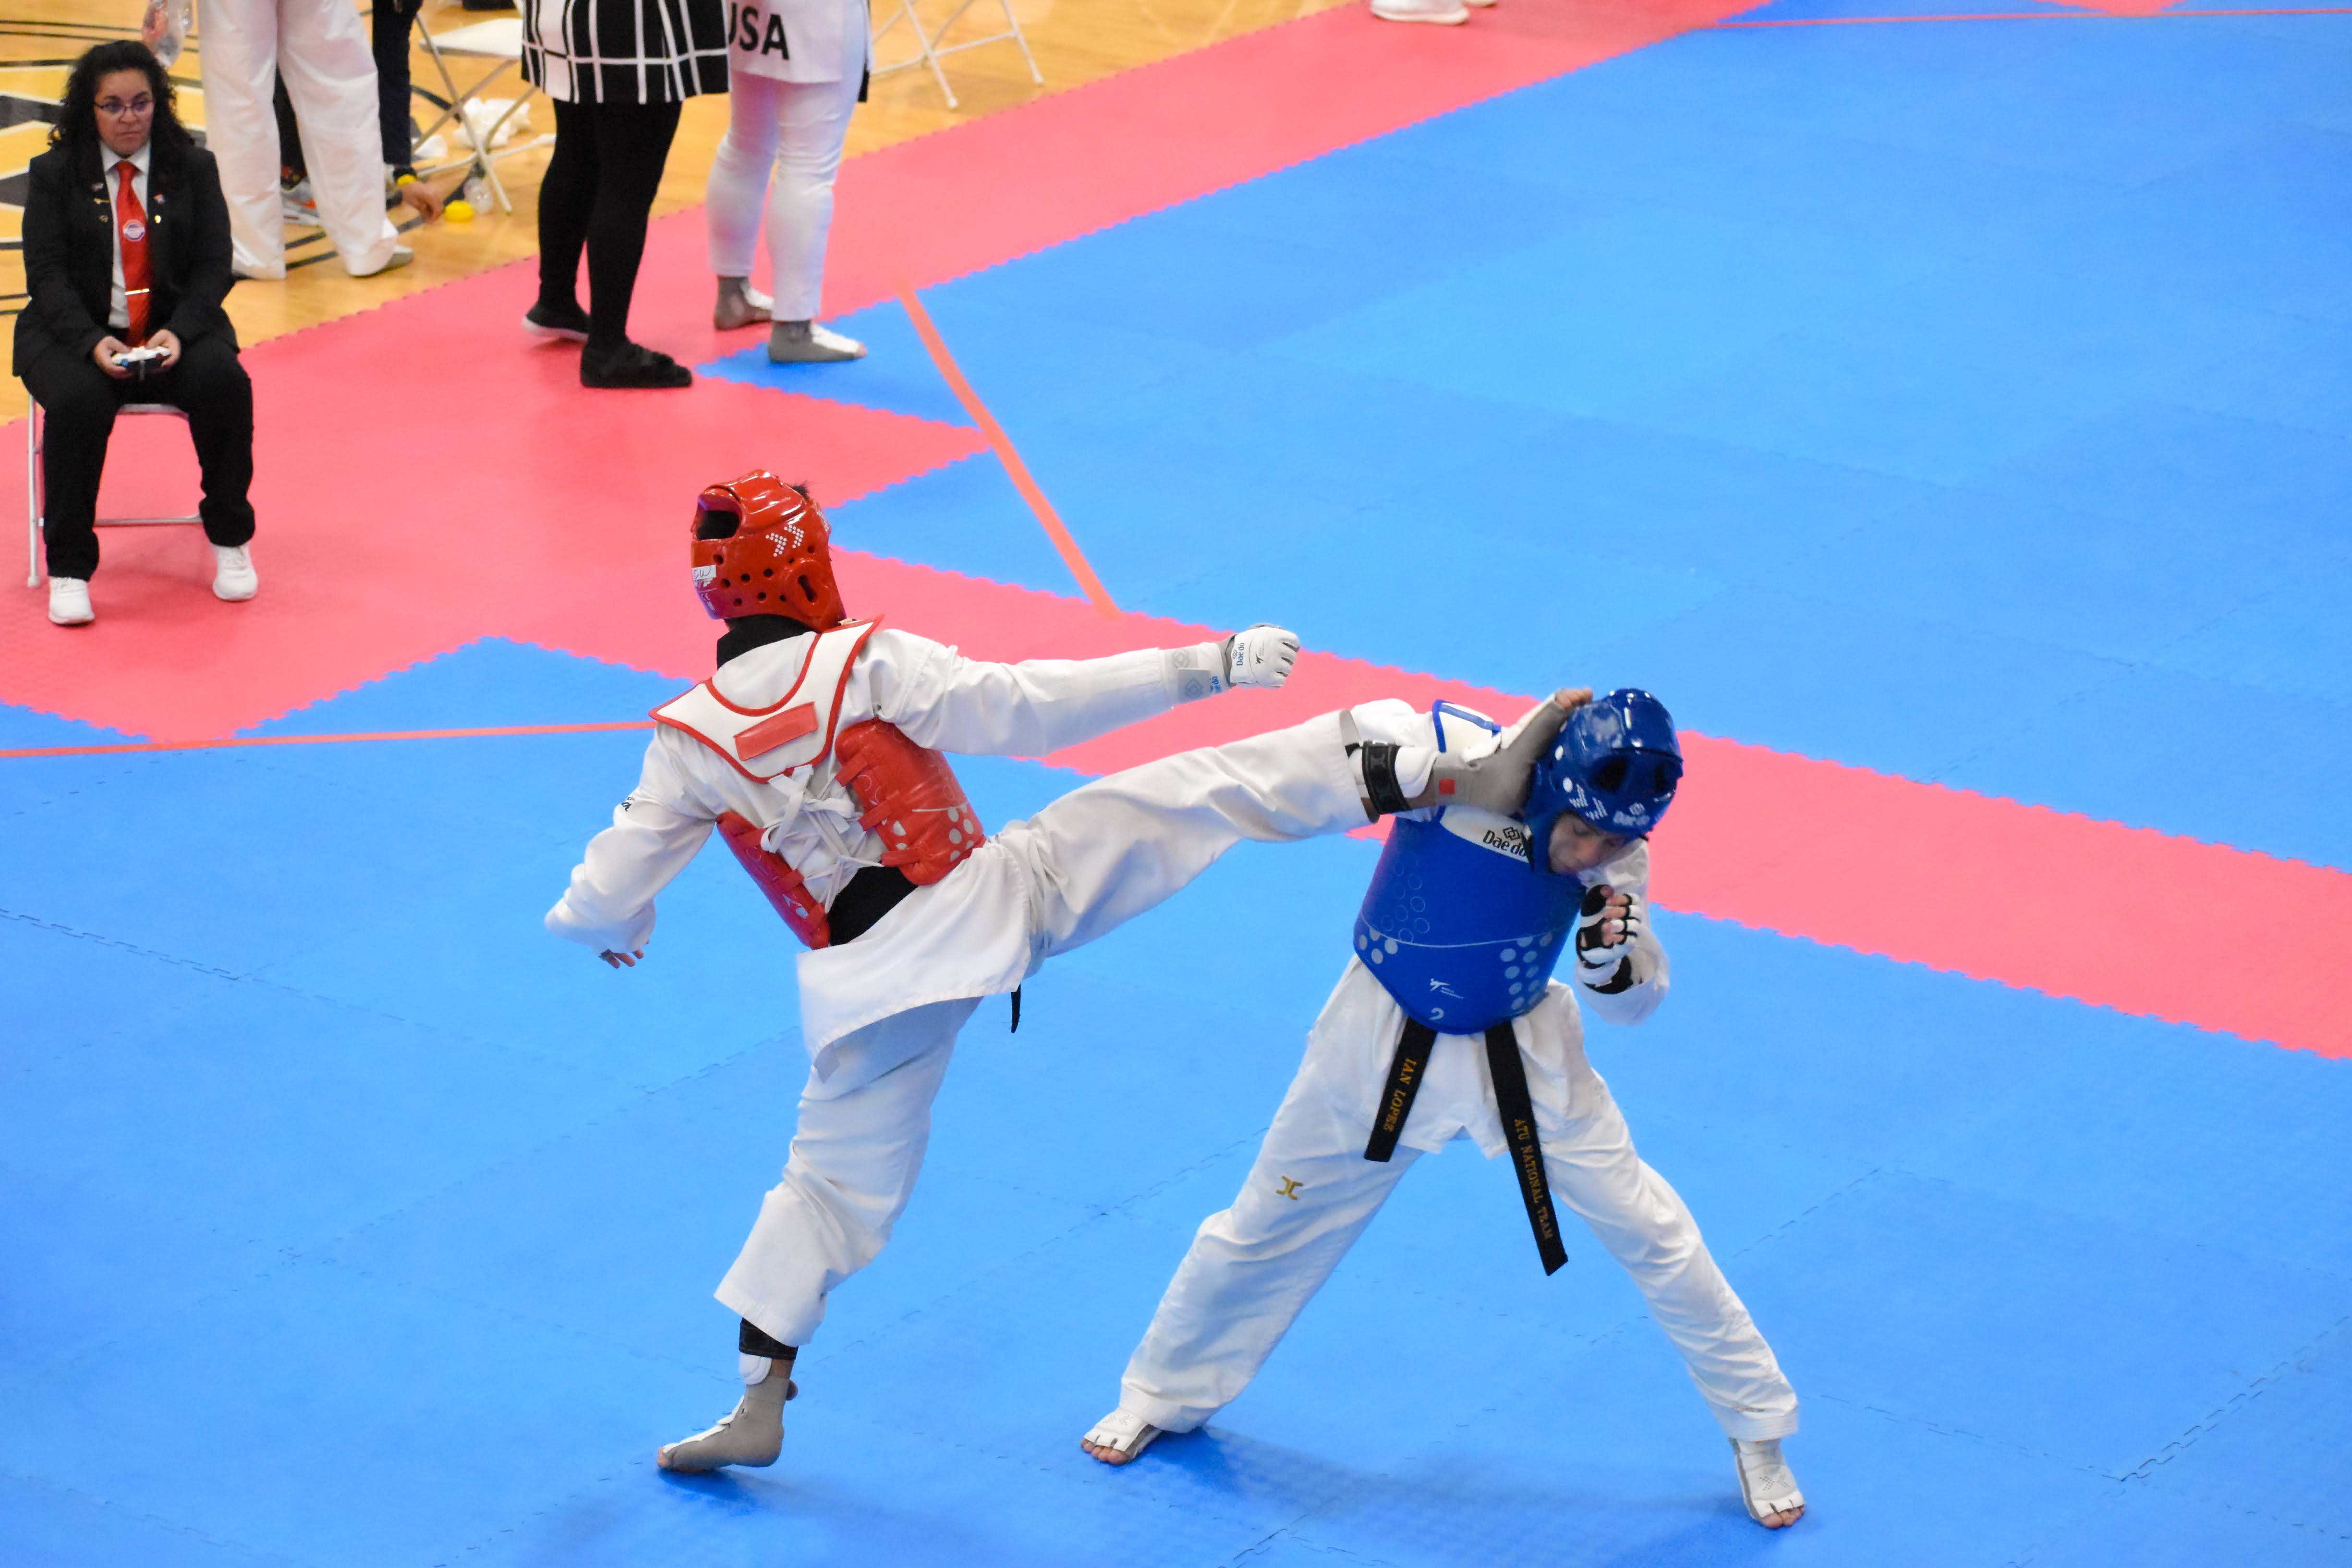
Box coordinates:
[762,62,860,321]
[715,997,977,1346]
[705,69,782,282]
[1543,1075,1799,1440]
[1117,1074,1414,1433]
[273,0,402,274]
[195,0,286,277]
[1013,712,1367,963]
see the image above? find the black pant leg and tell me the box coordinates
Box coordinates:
[274,70,306,181]
[582,99,682,350]
[537,97,600,315]
[148,337,257,548]
[374,0,418,171]
[22,349,122,581]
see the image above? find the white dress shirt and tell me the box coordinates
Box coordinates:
[106,143,152,334]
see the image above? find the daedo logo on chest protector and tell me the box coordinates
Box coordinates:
[728,2,792,56]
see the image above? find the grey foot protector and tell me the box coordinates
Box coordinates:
[656,1376,794,1471]
[768,320,863,364]
[714,277,771,330]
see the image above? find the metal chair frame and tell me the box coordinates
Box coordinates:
[409,15,554,214]
[870,0,1041,110]
[25,397,205,588]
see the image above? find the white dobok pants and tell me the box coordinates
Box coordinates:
[717,714,1365,1347]
[1112,982,1801,1442]
[198,0,403,277]
[704,53,862,322]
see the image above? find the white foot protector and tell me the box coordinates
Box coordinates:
[768,320,866,363]
[211,544,258,602]
[656,1376,792,1472]
[47,576,93,626]
[1080,1407,1163,1465]
[1732,1437,1805,1528]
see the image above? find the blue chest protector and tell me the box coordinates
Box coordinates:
[1351,706,1584,1034]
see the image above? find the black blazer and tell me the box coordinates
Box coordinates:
[15,134,237,373]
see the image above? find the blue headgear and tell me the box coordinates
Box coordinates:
[1526,689,1683,848]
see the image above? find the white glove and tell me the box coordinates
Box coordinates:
[1223,623,1300,690]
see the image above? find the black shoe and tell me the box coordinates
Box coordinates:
[522,301,591,343]
[581,340,693,389]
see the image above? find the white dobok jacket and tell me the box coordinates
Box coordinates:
[547,626,1188,1072]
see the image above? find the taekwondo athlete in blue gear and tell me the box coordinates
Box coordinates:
[1082,688,1807,1532]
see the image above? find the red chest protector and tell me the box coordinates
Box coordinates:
[652,621,986,949]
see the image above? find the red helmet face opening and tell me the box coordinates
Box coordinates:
[689,470,848,628]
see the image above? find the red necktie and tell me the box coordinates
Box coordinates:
[114,159,151,345]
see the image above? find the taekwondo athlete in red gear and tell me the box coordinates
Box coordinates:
[1079,690,1807,1531]
[546,470,1317,1472]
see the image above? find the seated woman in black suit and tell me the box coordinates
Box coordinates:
[20,40,257,627]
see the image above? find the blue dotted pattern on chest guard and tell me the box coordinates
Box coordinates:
[1353,807,1583,1033]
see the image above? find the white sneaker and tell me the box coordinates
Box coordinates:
[47,576,94,626]
[280,178,319,225]
[1370,0,1471,20]
[211,544,258,602]
[352,246,414,279]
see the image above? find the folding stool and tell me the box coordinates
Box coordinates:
[25,398,205,588]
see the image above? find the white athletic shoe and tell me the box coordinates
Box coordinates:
[352,246,414,279]
[1370,0,1471,22]
[280,178,319,225]
[1079,1408,1163,1465]
[1732,1437,1805,1528]
[767,320,866,364]
[47,576,94,626]
[211,544,258,602]
[655,1375,792,1472]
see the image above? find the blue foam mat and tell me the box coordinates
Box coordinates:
[9,641,2352,1565]
[805,16,2352,867]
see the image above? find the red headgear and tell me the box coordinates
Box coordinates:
[690,471,847,628]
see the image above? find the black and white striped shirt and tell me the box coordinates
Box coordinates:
[520,0,728,104]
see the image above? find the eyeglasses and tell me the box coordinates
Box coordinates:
[96,96,156,118]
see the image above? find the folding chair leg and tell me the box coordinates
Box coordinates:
[1003,0,1042,85]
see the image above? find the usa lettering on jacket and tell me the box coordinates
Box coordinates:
[728,2,791,56]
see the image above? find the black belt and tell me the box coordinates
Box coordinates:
[1365,1017,1568,1275]
[829,864,916,943]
